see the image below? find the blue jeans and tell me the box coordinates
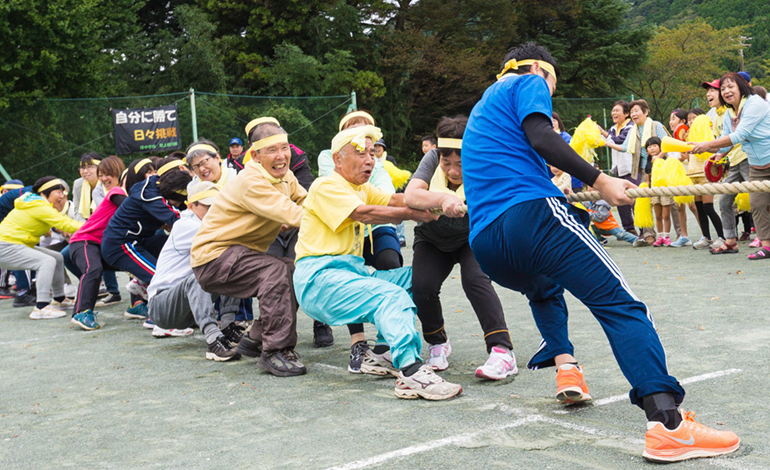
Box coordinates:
[471,197,684,407]
[62,244,120,294]
[593,226,638,244]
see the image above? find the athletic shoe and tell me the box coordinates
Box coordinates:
[394,364,462,400]
[750,236,761,248]
[663,236,672,246]
[693,236,712,250]
[740,231,751,241]
[29,305,67,320]
[348,340,370,374]
[633,238,649,247]
[13,291,36,308]
[361,348,399,377]
[72,310,100,330]
[221,322,244,346]
[669,235,692,247]
[0,287,15,299]
[312,321,334,348]
[151,325,193,337]
[124,301,148,319]
[652,237,666,247]
[257,349,307,377]
[426,341,452,371]
[51,298,76,309]
[95,293,122,308]
[142,318,155,329]
[126,279,148,300]
[475,346,518,380]
[643,409,740,463]
[97,285,109,298]
[235,335,262,358]
[556,364,592,404]
[205,336,241,362]
[710,237,725,249]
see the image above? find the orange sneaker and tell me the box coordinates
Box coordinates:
[643,409,740,462]
[555,364,592,404]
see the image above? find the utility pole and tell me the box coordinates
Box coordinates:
[190,88,198,142]
[736,36,752,71]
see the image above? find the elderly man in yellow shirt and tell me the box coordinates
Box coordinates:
[191,122,307,377]
[293,125,463,401]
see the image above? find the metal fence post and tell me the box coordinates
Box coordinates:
[190,88,198,142]
[346,91,357,113]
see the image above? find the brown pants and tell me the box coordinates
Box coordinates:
[749,166,770,241]
[193,245,298,352]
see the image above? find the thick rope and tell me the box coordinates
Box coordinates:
[567,180,770,203]
[433,180,770,215]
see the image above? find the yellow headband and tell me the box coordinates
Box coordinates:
[496,59,557,81]
[157,159,186,176]
[38,179,65,193]
[252,133,289,152]
[339,111,375,131]
[80,158,101,167]
[186,144,218,157]
[135,158,152,174]
[245,117,280,138]
[331,125,383,154]
[437,138,463,149]
[1,183,23,191]
[188,189,219,204]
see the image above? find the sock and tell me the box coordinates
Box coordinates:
[372,344,390,354]
[401,361,423,377]
[558,362,579,370]
[643,393,682,430]
[704,203,724,239]
[202,324,222,345]
[54,295,65,302]
[695,201,710,239]
[220,312,236,329]
[659,232,668,239]
[36,302,49,309]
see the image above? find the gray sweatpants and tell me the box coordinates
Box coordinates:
[719,160,750,239]
[0,242,64,303]
[148,273,239,333]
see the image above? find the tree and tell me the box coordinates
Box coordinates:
[625,19,744,121]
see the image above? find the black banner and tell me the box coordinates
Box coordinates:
[112,105,182,155]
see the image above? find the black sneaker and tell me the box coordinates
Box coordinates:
[13,292,36,308]
[257,349,307,377]
[0,286,15,298]
[97,285,109,298]
[313,320,334,348]
[348,340,370,374]
[205,336,241,362]
[236,335,262,358]
[95,293,122,308]
[221,322,245,345]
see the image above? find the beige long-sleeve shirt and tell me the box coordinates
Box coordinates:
[191,160,306,267]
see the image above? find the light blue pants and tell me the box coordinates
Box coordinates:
[294,255,421,369]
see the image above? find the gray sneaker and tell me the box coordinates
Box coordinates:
[395,364,463,400]
[693,236,713,250]
[710,237,726,249]
[361,349,399,377]
[633,238,649,247]
[257,349,307,377]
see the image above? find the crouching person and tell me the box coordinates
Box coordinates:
[191,123,306,377]
[147,182,242,360]
[293,125,463,400]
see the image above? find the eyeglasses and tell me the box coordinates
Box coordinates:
[191,155,216,172]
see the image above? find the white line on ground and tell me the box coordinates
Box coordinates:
[314,363,346,371]
[326,368,743,470]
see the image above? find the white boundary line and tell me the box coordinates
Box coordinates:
[326,368,743,470]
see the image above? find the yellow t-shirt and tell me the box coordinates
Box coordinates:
[295,171,392,262]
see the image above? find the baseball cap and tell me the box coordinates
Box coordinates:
[229,137,243,146]
[374,138,387,148]
[701,79,720,90]
[738,71,751,83]
[186,181,219,206]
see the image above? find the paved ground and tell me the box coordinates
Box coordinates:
[1,218,768,469]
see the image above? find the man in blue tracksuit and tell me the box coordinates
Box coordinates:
[0,183,35,302]
[462,42,738,462]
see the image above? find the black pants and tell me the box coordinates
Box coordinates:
[70,241,118,314]
[412,240,512,352]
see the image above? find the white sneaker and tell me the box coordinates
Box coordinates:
[29,305,67,320]
[63,283,78,299]
[126,279,148,300]
[361,348,399,377]
[50,298,76,309]
[693,236,712,250]
[710,237,726,249]
[475,346,518,380]
[151,325,194,337]
[395,364,462,400]
[426,341,452,371]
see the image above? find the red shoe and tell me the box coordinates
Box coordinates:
[643,409,740,462]
[556,364,592,404]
